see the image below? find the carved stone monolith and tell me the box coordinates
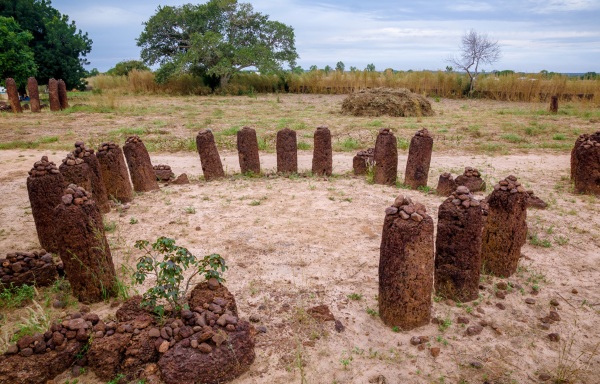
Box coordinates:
[196,130,225,181]
[48,78,60,111]
[96,142,134,203]
[237,126,260,175]
[404,128,433,189]
[373,129,397,185]
[123,135,159,192]
[312,126,332,176]
[57,79,69,109]
[571,131,600,195]
[436,172,456,196]
[5,78,22,113]
[27,77,41,113]
[353,148,374,175]
[276,128,298,173]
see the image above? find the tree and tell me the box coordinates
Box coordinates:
[137,0,298,88]
[107,60,150,76]
[0,0,92,90]
[448,29,500,94]
[335,61,345,72]
[0,16,37,88]
[323,65,332,75]
[309,65,318,72]
[365,63,376,72]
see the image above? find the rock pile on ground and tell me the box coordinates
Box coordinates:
[455,167,486,192]
[527,190,548,209]
[341,88,434,117]
[353,148,374,175]
[154,164,174,181]
[0,250,58,288]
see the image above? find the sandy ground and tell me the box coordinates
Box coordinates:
[0,149,599,384]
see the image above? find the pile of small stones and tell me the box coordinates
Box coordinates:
[462,167,481,178]
[448,186,481,209]
[4,311,98,357]
[153,164,174,181]
[577,133,600,149]
[148,296,240,354]
[414,128,431,137]
[385,194,428,222]
[97,142,119,154]
[493,175,526,193]
[61,184,92,206]
[28,156,60,177]
[126,135,143,145]
[0,250,57,286]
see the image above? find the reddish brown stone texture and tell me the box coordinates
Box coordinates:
[571,131,600,195]
[237,126,261,175]
[373,129,398,185]
[59,153,93,193]
[67,142,111,213]
[196,129,225,180]
[436,172,456,196]
[123,135,160,192]
[0,250,58,288]
[26,156,65,253]
[53,185,117,303]
[153,164,174,181]
[312,126,332,176]
[404,128,433,189]
[527,190,548,209]
[57,79,69,109]
[27,77,41,112]
[276,128,298,173]
[455,167,486,192]
[481,175,528,277]
[353,148,374,175]
[550,95,558,114]
[97,142,134,203]
[435,187,483,302]
[5,78,22,113]
[379,194,434,329]
[48,78,60,111]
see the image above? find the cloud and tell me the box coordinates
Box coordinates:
[528,0,600,12]
[447,1,496,12]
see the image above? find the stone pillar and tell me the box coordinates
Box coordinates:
[53,184,117,303]
[455,167,486,192]
[27,77,41,113]
[57,79,69,109]
[0,250,58,288]
[123,135,160,192]
[373,129,397,185]
[481,175,528,277]
[154,164,174,181]
[96,142,134,203]
[276,128,298,173]
[237,126,261,175]
[353,148,374,175]
[59,152,93,194]
[5,78,22,113]
[571,131,600,195]
[48,78,60,111]
[70,142,111,213]
[550,95,558,114]
[196,129,225,181]
[379,194,434,329]
[404,128,433,189]
[435,186,483,302]
[26,156,65,253]
[312,126,332,176]
[436,172,456,196]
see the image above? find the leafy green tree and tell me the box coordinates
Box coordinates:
[137,0,298,88]
[0,0,92,90]
[107,60,150,76]
[323,65,332,75]
[336,61,345,72]
[309,65,318,72]
[0,16,36,88]
[365,63,376,72]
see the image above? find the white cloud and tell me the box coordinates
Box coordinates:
[447,1,496,12]
[528,0,600,12]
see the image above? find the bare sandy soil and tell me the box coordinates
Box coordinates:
[1,145,599,383]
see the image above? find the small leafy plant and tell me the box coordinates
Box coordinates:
[134,237,227,314]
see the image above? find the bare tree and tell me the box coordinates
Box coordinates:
[448,29,501,94]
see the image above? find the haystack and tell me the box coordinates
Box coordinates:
[341,88,434,117]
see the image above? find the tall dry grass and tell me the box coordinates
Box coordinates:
[88,70,600,103]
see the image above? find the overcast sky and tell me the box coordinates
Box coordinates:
[52,0,600,73]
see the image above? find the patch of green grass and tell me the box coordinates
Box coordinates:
[218,126,240,136]
[297,141,311,150]
[529,233,552,248]
[0,136,59,150]
[366,120,383,127]
[0,284,35,308]
[397,138,409,150]
[129,217,138,225]
[366,307,379,317]
[108,127,145,136]
[184,206,196,214]
[552,133,567,141]
[501,133,525,143]
[103,221,117,233]
[336,137,360,152]
[347,293,362,300]
[438,317,452,332]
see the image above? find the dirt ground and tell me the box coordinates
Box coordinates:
[0,95,599,384]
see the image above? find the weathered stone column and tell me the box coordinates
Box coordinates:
[435,186,483,302]
[312,126,332,176]
[436,172,456,196]
[373,128,397,185]
[57,79,69,109]
[353,148,374,175]
[379,194,434,329]
[53,184,117,303]
[96,142,134,203]
[237,126,261,175]
[455,167,486,192]
[550,95,558,114]
[48,78,60,111]
[26,156,65,253]
[27,77,41,113]
[154,164,174,181]
[404,128,433,189]
[123,135,159,192]
[59,152,93,194]
[70,142,111,213]
[5,78,22,113]
[276,128,298,173]
[0,250,58,288]
[481,175,528,277]
[571,131,600,195]
[196,129,225,181]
